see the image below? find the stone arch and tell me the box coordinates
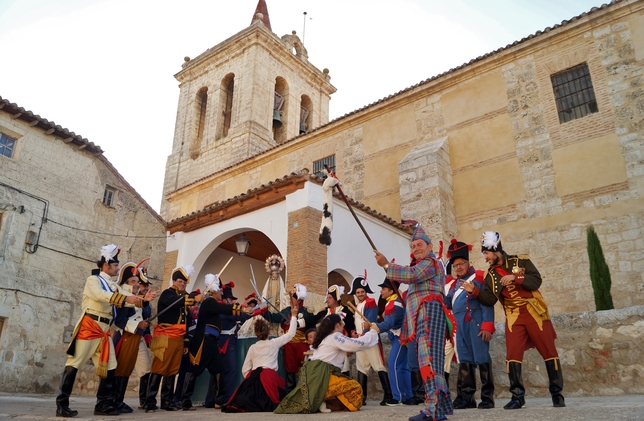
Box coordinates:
[300,94,313,134]
[328,268,352,306]
[218,73,235,139]
[273,76,289,143]
[190,86,208,159]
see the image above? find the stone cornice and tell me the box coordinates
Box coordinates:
[175,23,335,95]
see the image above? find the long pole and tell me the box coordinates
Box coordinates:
[302,11,307,44]
[323,165,405,307]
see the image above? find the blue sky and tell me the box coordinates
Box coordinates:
[0,0,604,212]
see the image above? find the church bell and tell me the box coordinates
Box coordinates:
[272,110,283,128]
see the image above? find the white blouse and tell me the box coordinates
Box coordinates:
[310,330,379,369]
[241,315,298,377]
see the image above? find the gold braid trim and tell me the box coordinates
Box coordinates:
[110,292,127,308]
[232,303,242,317]
[184,297,195,306]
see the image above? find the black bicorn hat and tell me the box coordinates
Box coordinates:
[447,239,473,265]
[118,262,140,286]
[348,270,374,295]
[481,231,503,253]
[377,278,400,291]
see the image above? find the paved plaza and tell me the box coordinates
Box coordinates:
[2,393,643,421]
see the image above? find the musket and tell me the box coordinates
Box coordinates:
[150,257,234,322]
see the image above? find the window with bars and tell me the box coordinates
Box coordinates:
[1,132,16,158]
[313,155,335,178]
[551,63,598,123]
[102,186,116,207]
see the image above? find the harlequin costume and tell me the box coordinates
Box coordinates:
[143,265,197,412]
[375,278,413,404]
[444,239,495,409]
[384,226,454,421]
[468,231,564,409]
[349,273,394,405]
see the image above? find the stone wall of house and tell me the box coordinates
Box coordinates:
[0,112,166,393]
[365,305,644,400]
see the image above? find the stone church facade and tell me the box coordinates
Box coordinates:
[162,0,644,315]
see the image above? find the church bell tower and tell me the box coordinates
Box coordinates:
[161,0,336,217]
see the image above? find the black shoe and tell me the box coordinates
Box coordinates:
[402,399,416,405]
[94,405,121,416]
[384,398,401,406]
[503,398,524,410]
[118,402,134,413]
[56,407,79,418]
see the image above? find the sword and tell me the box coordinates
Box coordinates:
[150,257,234,322]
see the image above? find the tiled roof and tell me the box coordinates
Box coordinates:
[0,95,164,224]
[166,168,413,235]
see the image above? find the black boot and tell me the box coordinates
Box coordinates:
[138,373,150,409]
[179,372,197,410]
[94,369,120,416]
[545,359,565,407]
[410,370,424,405]
[444,371,450,386]
[452,365,464,408]
[503,362,525,409]
[285,372,297,393]
[161,375,180,411]
[56,366,79,417]
[143,372,162,413]
[478,363,495,409]
[357,371,368,405]
[453,363,476,409]
[377,371,396,406]
[203,373,218,408]
[114,376,133,413]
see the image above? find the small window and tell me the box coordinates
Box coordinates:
[551,63,598,123]
[102,186,116,207]
[1,133,16,158]
[313,155,335,178]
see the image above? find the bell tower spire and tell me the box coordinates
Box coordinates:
[251,0,272,31]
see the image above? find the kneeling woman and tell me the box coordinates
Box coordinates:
[223,298,299,412]
[275,314,379,414]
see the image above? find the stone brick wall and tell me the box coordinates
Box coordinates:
[286,206,327,296]
[0,112,166,393]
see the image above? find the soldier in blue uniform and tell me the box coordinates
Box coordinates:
[445,239,495,409]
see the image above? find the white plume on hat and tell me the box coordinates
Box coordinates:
[293,283,307,301]
[481,231,501,251]
[101,244,119,260]
[205,273,220,292]
[182,265,195,278]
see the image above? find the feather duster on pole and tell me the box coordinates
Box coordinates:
[319,172,340,245]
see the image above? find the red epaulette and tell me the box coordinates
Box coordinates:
[384,300,396,316]
[475,270,484,282]
[363,297,377,309]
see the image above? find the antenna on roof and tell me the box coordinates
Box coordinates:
[303,11,307,44]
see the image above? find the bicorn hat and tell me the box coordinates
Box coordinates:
[100,244,120,264]
[291,283,308,301]
[118,262,139,286]
[377,277,400,291]
[348,270,374,294]
[481,231,503,253]
[327,284,345,302]
[172,265,194,284]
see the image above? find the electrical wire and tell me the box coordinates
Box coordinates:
[47,218,171,239]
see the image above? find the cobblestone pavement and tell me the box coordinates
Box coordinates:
[2,394,643,421]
